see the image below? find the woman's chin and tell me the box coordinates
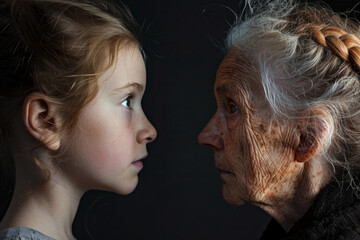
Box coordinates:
[222,184,246,205]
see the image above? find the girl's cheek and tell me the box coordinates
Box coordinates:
[83,140,131,172]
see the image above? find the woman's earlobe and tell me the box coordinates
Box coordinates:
[294,109,333,163]
[22,93,61,151]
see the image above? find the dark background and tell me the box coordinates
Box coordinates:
[73,0,360,239]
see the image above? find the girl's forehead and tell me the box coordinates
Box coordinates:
[99,47,146,91]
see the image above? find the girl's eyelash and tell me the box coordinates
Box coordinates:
[121,94,134,109]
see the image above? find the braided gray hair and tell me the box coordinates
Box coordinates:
[227,0,360,189]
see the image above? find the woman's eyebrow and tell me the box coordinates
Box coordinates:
[112,82,144,93]
[215,82,238,96]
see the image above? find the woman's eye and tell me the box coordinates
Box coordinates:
[121,96,133,109]
[228,102,238,114]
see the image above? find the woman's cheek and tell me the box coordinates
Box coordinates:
[227,113,240,129]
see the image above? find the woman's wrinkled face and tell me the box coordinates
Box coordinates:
[62,46,157,195]
[198,49,302,205]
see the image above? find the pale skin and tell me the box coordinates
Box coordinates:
[0,46,157,239]
[198,49,332,231]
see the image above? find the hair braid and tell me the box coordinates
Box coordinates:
[227,0,360,190]
[304,25,360,71]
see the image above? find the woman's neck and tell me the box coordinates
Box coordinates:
[257,158,331,232]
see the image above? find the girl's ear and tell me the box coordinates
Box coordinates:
[22,92,61,151]
[294,108,333,163]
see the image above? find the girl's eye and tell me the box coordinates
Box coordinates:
[228,102,238,114]
[121,96,133,109]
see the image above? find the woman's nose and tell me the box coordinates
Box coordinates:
[198,115,224,150]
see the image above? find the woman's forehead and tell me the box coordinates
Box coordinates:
[215,48,259,93]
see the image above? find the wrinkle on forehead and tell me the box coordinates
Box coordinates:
[216,48,266,112]
[216,48,257,80]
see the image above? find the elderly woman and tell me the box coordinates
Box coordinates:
[198,0,360,239]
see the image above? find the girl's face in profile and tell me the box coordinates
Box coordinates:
[62,46,157,195]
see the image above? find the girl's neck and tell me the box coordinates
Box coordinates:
[0,155,84,240]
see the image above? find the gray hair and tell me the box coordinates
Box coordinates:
[226,0,360,188]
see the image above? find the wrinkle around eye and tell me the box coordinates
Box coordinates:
[227,111,240,130]
[224,101,240,130]
[228,101,239,114]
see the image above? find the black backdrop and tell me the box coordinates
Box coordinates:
[72,0,360,239]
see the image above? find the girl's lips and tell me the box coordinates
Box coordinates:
[132,160,143,168]
[132,154,147,168]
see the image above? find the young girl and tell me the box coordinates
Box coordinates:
[0,0,156,239]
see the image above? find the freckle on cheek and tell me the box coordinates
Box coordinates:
[259,124,266,133]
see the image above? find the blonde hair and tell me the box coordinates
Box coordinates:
[0,0,140,213]
[227,0,360,188]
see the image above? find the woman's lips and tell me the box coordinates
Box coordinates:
[215,163,232,175]
[219,169,232,175]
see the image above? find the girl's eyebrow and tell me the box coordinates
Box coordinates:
[112,82,144,93]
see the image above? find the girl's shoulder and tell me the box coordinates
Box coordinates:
[0,227,55,240]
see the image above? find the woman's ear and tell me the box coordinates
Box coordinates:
[22,92,61,151]
[294,108,333,163]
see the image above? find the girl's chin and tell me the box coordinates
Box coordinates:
[115,177,139,195]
